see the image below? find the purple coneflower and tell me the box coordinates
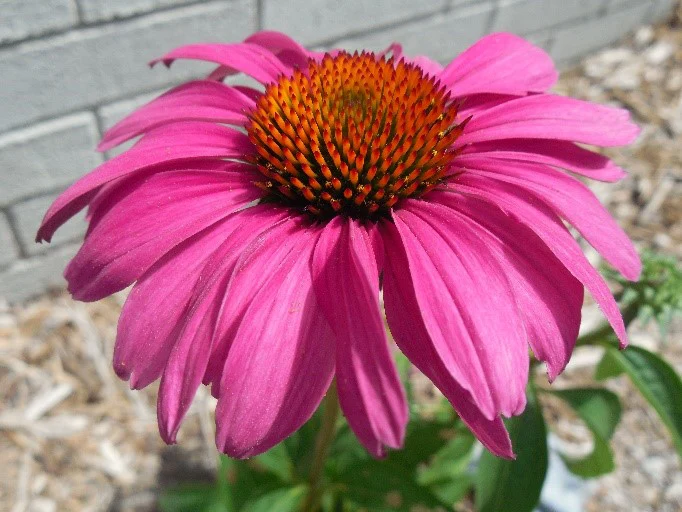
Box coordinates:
[37,31,640,459]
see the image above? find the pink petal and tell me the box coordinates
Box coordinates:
[65,164,261,301]
[381,221,514,458]
[152,212,276,439]
[458,94,520,118]
[457,94,640,147]
[377,43,403,60]
[461,139,627,182]
[215,224,335,458]
[245,30,325,67]
[36,122,254,243]
[151,42,292,84]
[203,212,312,392]
[453,174,629,348]
[440,33,557,96]
[410,55,443,77]
[457,155,641,280]
[388,201,529,419]
[114,204,285,391]
[114,216,238,389]
[156,206,293,443]
[312,217,407,456]
[98,81,255,151]
[432,192,583,380]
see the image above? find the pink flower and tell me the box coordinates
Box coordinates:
[37,31,640,459]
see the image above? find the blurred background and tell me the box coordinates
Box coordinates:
[1,0,681,511]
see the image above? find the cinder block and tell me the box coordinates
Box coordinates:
[78,0,195,23]
[10,192,87,256]
[263,0,448,46]
[493,0,609,35]
[0,212,20,267]
[606,0,655,14]
[648,0,676,22]
[0,0,257,133]
[551,2,652,63]
[98,90,164,158]
[0,244,79,302]
[0,113,103,207]
[0,0,78,44]
[334,3,494,64]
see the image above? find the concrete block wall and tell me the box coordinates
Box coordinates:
[0,0,676,302]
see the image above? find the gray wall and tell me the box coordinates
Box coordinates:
[0,0,676,302]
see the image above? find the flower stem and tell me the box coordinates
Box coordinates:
[302,382,340,512]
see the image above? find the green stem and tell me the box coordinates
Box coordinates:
[302,382,340,512]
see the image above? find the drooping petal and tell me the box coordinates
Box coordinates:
[431,192,584,380]
[245,30,325,67]
[155,208,291,443]
[453,174,629,348]
[313,217,407,456]
[456,94,640,147]
[215,224,335,458]
[114,215,239,389]
[457,155,641,280]
[460,139,627,182]
[36,122,254,243]
[203,212,312,391]
[381,219,514,458]
[98,81,255,151]
[440,33,557,96]
[151,42,292,84]
[65,164,261,301]
[387,201,529,419]
[114,205,286,391]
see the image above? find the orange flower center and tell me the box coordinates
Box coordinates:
[247,52,467,219]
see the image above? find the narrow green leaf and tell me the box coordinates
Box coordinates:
[242,485,308,512]
[596,345,682,457]
[475,386,548,512]
[549,388,621,478]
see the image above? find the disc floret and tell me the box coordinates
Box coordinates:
[247,51,467,219]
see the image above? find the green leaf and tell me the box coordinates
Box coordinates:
[418,431,475,503]
[242,485,308,512]
[428,474,473,505]
[595,349,623,380]
[250,442,294,483]
[596,345,682,457]
[563,434,614,478]
[336,459,449,511]
[158,484,223,512]
[284,409,323,479]
[549,388,622,478]
[388,418,460,469]
[419,433,475,481]
[550,388,621,442]
[475,386,548,512]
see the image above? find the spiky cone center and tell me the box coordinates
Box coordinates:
[247,51,468,220]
